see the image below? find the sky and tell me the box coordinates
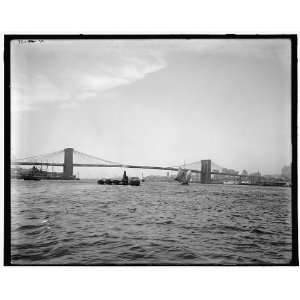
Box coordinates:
[11,39,291,177]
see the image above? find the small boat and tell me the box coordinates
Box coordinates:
[240,181,250,185]
[224,181,235,185]
[23,174,41,181]
[129,177,141,186]
[97,179,105,184]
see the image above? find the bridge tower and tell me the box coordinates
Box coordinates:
[201,160,211,184]
[63,148,74,179]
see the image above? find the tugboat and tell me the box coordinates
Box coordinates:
[22,166,42,181]
[97,171,141,186]
[97,179,105,184]
[121,171,129,185]
[129,177,141,186]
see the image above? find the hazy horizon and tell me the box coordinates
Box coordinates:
[11,39,292,178]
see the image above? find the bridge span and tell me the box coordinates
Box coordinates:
[11,148,247,184]
[11,161,200,173]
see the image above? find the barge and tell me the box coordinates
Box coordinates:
[97,171,141,186]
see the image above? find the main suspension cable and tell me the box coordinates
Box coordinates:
[74,150,121,165]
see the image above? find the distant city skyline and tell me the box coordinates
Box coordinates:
[11,39,292,177]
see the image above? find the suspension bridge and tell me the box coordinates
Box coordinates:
[11,148,248,183]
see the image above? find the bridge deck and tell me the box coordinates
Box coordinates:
[11,162,248,176]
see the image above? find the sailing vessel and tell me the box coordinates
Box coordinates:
[182,170,192,185]
[175,167,186,182]
[175,167,192,185]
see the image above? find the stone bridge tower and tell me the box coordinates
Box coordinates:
[201,160,211,184]
[63,148,74,179]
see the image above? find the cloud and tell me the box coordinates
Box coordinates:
[11,73,70,112]
[11,39,289,112]
[11,41,167,111]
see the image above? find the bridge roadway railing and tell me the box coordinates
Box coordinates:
[11,161,248,177]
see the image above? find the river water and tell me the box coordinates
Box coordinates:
[11,180,292,265]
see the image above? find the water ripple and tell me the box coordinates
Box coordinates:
[11,180,292,265]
